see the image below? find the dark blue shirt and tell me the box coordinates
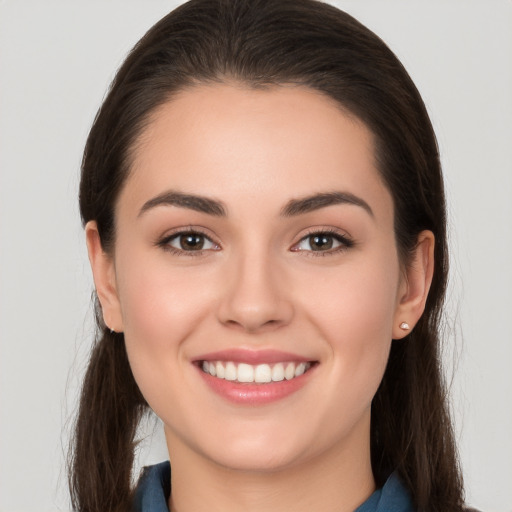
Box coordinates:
[133,461,415,512]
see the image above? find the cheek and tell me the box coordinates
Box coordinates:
[303,253,400,341]
[113,248,217,396]
[116,248,213,343]
[299,253,400,401]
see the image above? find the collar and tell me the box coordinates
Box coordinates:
[133,461,415,512]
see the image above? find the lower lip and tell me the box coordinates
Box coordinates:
[196,365,315,405]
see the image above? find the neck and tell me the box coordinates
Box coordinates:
[165,421,375,512]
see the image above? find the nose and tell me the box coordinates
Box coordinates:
[216,250,294,333]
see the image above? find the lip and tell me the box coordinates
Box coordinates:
[193,349,317,405]
[193,348,312,365]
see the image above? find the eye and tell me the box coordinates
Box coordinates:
[160,231,219,253]
[291,231,353,253]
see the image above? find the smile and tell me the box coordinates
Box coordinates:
[200,360,312,384]
[194,349,317,404]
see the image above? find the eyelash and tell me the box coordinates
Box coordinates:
[291,228,355,256]
[156,228,354,257]
[156,227,220,257]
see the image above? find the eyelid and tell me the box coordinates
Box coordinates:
[156,226,221,255]
[155,225,354,256]
[290,227,355,254]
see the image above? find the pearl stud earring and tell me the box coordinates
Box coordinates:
[399,322,410,330]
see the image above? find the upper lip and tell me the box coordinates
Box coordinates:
[193,349,313,365]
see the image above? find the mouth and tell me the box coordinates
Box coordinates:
[193,350,318,404]
[199,360,314,384]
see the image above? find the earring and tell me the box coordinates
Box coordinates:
[399,322,410,330]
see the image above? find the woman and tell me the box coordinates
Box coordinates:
[69,0,465,511]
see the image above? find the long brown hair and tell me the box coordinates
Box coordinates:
[70,1,464,510]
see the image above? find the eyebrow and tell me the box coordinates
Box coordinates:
[138,190,227,217]
[281,191,374,217]
[138,190,373,219]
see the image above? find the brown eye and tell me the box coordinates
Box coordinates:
[179,233,205,250]
[292,231,353,254]
[308,234,334,251]
[163,231,217,252]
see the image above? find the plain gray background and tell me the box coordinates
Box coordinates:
[1,1,511,511]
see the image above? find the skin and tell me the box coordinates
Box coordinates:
[86,83,434,512]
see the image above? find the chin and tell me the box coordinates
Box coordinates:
[206,445,308,474]
[193,427,318,474]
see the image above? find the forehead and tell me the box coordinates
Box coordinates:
[123,83,392,222]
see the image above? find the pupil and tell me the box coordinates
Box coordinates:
[180,234,204,250]
[310,235,332,251]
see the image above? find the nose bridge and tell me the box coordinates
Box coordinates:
[217,241,293,332]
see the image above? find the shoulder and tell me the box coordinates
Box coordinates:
[131,463,482,512]
[132,461,171,512]
[355,472,415,512]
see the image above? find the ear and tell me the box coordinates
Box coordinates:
[392,230,435,339]
[85,221,124,333]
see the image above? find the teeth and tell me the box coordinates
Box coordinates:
[285,362,295,380]
[295,362,306,377]
[254,364,272,383]
[201,360,311,383]
[271,364,284,382]
[215,361,225,379]
[237,363,254,383]
[225,361,237,381]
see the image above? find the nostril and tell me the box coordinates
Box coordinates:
[216,263,295,331]
[222,316,288,333]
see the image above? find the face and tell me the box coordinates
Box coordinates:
[92,84,417,474]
